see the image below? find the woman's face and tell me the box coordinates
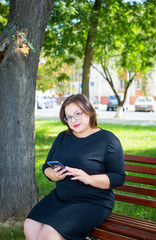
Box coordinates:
[65,103,91,136]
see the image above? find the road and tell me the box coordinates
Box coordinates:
[35,105,156,126]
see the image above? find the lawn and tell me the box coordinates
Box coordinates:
[0,120,155,239]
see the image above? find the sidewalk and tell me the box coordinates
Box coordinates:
[97,117,156,126]
[35,106,156,126]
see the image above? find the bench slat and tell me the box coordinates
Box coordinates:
[125,164,156,175]
[114,193,156,208]
[124,154,156,165]
[126,175,156,186]
[115,184,156,197]
[99,220,156,240]
[110,213,156,229]
[89,228,130,240]
[107,215,156,232]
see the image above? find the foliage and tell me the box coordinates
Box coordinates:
[0,1,9,34]
[1,1,156,98]
[44,0,90,62]
[37,54,72,93]
[43,0,102,96]
[93,0,156,73]
[92,0,156,115]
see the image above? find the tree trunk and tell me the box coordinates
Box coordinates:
[82,0,101,98]
[115,106,124,118]
[0,0,53,222]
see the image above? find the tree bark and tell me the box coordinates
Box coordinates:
[0,0,53,222]
[82,0,101,98]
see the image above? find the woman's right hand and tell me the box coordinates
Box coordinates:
[44,167,67,181]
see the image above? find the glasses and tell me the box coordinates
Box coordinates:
[64,111,84,123]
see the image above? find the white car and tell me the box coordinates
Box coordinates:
[37,96,57,109]
[134,96,156,112]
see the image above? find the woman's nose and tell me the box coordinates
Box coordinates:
[71,116,77,122]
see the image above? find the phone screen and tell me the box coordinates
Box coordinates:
[47,161,65,169]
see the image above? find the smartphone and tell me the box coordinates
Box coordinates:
[47,161,65,169]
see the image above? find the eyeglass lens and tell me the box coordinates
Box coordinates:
[64,111,83,123]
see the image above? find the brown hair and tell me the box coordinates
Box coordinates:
[59,94,97,131]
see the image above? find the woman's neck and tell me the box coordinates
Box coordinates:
[73,127,100,138]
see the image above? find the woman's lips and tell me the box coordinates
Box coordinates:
[73,124,80,128]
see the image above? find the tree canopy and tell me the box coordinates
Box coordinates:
[1,0,155,98]
[43,0,156,98]
[0,1,9,33]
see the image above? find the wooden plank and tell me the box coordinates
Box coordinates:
[109,213,156,229]
[125,164,156,175]
[105,216,156,233]
[89,228,130,240]
[124,154,156,165]
[89,213,156,240]
[115,185,156,197]
[114,193,156,208]
[99,221,156,240]
[126,175,156,186]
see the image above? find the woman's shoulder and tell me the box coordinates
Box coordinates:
[56,130,71,140]
[100,128,120,142]
[100,128,116,137]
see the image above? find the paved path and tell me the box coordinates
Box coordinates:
[97,118,156,126]
[35,106,156,126]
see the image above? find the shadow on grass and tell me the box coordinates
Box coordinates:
[113,201,156,222]
[124,147,156,158]
[98,123,156,131]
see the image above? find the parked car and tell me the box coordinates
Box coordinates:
[134,96,156,112]
[37,96,57,109]
[90,98,101,109]
[107,95,118,111]
[107,95,129,111]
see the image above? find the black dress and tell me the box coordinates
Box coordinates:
[27,129,126,240]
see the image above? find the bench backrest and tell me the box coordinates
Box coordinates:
[114,154,156,208]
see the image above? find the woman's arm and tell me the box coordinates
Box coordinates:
[66,167,110,189]
[44,166,68,181]
[65,136,125,189]
[42,132,64,181]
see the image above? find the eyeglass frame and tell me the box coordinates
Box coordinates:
[63,110,84,123]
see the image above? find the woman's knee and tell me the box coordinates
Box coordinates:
[38,224,65,240]
[24,218,31,235]
[24,218,43,240]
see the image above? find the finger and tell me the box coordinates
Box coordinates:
[53,166,62,172]
[58,168,67,175]
[71,176,79,180]
[65,166,77,172]
[58,170,68,179]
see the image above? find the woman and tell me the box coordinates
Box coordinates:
[24,94,126,240]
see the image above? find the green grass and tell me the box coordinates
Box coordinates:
[0,227,24,240]
[1,120,156,239]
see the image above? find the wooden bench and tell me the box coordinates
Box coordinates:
[88,154,156,240]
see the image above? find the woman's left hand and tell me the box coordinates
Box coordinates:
[65,166,91,185]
